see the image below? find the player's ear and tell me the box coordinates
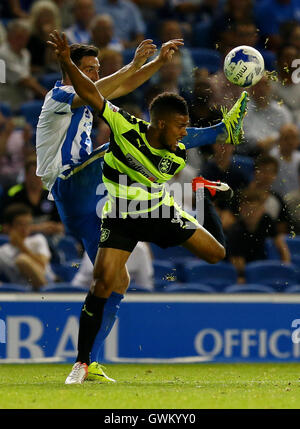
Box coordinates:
[158,119,166,130]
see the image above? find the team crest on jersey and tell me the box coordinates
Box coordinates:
[100,228,110,242]
[158,156,173,174]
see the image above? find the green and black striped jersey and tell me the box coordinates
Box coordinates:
[100,100,187,218]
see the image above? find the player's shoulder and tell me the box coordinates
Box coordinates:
[53,81,75,92]
[51,83,75,98]
[42,82,76,110]
[103,100,149,129]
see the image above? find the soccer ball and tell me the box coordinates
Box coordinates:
[223,45,265,88]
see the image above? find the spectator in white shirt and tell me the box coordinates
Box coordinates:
[0,19,47,112]
[271,45,300,127]
[72,243,154,290]
[271,123,300,198]
[237,75,294,156]
[0,203,53,290]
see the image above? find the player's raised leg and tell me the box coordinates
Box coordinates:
[182,226,225,263]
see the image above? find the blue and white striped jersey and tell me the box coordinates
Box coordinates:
[36,80,94,190]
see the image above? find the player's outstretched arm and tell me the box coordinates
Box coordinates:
[96,39,157,99]
[48,31,104,112]
[104,39,184,100]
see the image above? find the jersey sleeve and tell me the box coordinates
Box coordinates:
[50,86,76,113]
[100,100,139,138]
[100,100,121,129]
[1,49,31,84]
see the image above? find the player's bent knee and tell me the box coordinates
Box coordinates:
[207,245,226,264]
[92,262,129,296]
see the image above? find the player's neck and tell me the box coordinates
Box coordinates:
[62,77,72,86]
[145,125,163,150]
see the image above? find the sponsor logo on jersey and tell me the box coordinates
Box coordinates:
[126,154,157,182]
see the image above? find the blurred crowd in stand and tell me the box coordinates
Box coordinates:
[1,0,300,289]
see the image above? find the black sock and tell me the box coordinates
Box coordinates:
[76,291,107,365]
[203,189,226,247]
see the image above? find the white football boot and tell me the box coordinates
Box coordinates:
[65,362,88,385]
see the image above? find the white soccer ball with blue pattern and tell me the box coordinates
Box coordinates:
[224,45,265,88]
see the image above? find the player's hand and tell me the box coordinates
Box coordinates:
[158,39,184,63]
[47,30,71,65]
[132,39,157,70]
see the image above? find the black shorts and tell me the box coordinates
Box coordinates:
[98,204,199,252]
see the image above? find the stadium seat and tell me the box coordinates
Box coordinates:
[0,283,29,292]
[283,284,300,293]
[180,260,238,291]
[189,48,221,73]
[0,234,9,246]
[162,282,215,293]
[267,236,300,263]
[290,255,300,281]
[19,100,44,128]
[40,283,88,293]
[265,238,280,260]
[55,235,81,263]
[285,236,300,256]
[39,73,61,90]
[51,262,79,282]
[245,260,298,292]
[0,102,12,117]
[153,259,178,283]
[127,284,152,293]
[292,254,300,266]
[225,283,275,294]
[0,273,9,283]
[232,155,255,182]
[154,278,177,291]
[150,243,195,261]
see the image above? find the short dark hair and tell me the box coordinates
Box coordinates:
[3,204,32,225]
[70,44,99,67]
[149,92,189,120]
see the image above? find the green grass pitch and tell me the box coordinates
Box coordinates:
[0,363,300,409]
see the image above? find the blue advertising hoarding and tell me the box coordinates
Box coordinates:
[0,293,300,363]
